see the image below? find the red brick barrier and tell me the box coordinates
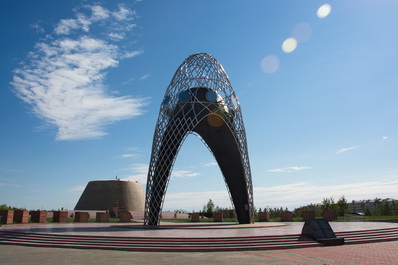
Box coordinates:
[0,210,14,224]
[53,211,68,223]
[96,212,109,222]
[31,211,47,223]
[118,211,132,222]
[280,211,293,221]
[301,210,315,221]
[191,213,200,222]
[323,210,337,221]
[13,210,29,223]
[74,212,89,222]
[213,212,223,222]
[258,212,270,222]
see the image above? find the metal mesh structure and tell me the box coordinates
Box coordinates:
[144,53,253,225]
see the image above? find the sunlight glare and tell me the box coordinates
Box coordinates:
[292,23,312,43]
[317,4,331,18]
[281,38,297,53]
[261,55,280,74]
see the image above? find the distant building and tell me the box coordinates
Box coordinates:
[348,198,397,213]
[74,180,145,214]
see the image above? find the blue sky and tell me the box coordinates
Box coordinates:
[1,0,398,211]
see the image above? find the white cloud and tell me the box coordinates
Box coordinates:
[336,146,358,154]
[119,154,139,158]
[383,136,388,140]
[121,164,200,185]
[140,74,151,80]
[122,163,148,184]
[0,182,22,188]
[171,170,200,180]
[55,18,81,35]
[70,185,86,191]
[113,6,134,21]
[0,168,23,173]
[120,50,143,59]
[163,190,231,211]
[108,32,125,41]
[90,5,110,21]
[267,166,310,173]
[254,179,398,209]
[162,179,398,211]
[30,23,45,34]
[204,161,218,167]
[12,4,147,141]
[54,4,133,36]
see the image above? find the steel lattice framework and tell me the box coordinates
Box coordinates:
[144,53,253,225]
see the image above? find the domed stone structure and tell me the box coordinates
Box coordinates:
[74,180,145,212]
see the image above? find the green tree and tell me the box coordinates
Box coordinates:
[365,207,371,216]
[321,197,336,211]
[381,202,392,216]
[391,201,397,215]
[337,196,349,216]
[372,198,382,216]
[0,204,10,210]
[202,199,215,217]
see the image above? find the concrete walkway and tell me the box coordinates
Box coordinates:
[1,221,398,264]
[1,241,397,264]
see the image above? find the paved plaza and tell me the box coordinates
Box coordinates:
[2,221,398,237]
[1,241,397,265]
[1,221,398,264]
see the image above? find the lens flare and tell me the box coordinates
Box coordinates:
[282,38,297,53]
[317,4,331,18]
[207,113,224,127]
[261,55,280,74]
[292,23,312,43]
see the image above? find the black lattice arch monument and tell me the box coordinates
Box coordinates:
[144,53,253,225]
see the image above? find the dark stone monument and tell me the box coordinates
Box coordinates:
[144,53,253,226]
[301,219,345,246]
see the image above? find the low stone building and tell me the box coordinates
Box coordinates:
[74,180,145,216]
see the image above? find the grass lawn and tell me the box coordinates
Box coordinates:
[160,215,398,223]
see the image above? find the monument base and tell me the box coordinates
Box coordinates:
[318,237,345,246]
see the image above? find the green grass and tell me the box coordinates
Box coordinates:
[336,215,398,222]
[42,217,136,223]
[160,215,398,223]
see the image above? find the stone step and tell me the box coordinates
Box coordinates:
[0,239,321,252]
[337,228,398,236]
[0,231,319,251]
[1,226,398,252]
